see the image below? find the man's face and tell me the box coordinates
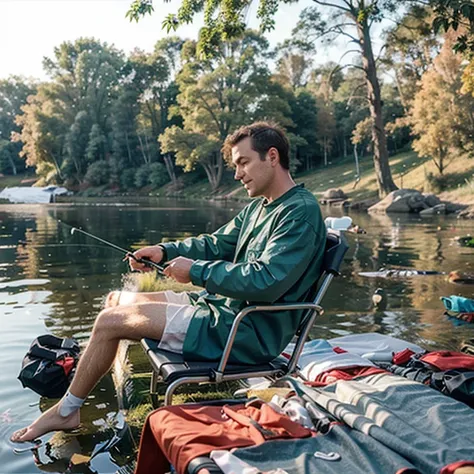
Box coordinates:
[231,137,274,198]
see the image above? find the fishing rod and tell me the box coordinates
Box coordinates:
[58,220,164,273]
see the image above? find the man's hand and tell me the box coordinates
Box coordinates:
[128,245,164,272]
[163,257,194,283]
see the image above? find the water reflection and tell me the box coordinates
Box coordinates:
[1,199,474,472]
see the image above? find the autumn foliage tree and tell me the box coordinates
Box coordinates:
[410,33,474,174]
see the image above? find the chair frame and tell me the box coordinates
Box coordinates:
[141,228,348,406]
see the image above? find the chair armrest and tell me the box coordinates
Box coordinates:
[215,302,322,380]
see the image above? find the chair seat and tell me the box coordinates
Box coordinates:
[141,338,289,384]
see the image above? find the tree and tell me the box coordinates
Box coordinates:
[316,97,336,166]
[430,0,474,54]
[383,5,441,110]
[13,86,69,183]
[37,38,125,183]
[287,89,320,171]
[0,77,36,175]
[160,32,292,191]
[410,33,474,174]
[333,67,370,159]
[291,3,399,197]
[129,37,184,184]
[273,40,314,90]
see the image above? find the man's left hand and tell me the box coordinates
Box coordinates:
[163,257,194,283]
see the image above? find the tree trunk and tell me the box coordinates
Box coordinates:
[163,153,177,185]
[394,69,409,114]
[137,135,149,165]
[202,163,217,191]
[125,133,132,164]
[50,152,64,182]
[7,155,17,175]
[357,19,398,198]
[323,137,328,166]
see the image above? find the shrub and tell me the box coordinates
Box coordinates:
[149,162,169,188]
[120,168,136,190]
[134,165,151,188]
[84,160,111,186]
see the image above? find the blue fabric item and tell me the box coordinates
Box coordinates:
[441,295,474,313]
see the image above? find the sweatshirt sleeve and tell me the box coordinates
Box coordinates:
[189,217,323,302]
[159,206,246,262]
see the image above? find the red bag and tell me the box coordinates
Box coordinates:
[420,351,474,371]
[392,348,416,365]
[135,401,312,474]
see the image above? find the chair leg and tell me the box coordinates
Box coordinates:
[150,370,159,408]
[164,379,181,406]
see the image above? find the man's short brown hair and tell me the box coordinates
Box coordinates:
[222,122,290,170]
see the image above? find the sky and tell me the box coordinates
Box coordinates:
[0,0,332,80]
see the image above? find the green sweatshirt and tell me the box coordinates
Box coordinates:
[160,184,326,364]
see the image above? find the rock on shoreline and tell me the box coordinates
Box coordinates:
[367,189,467,216]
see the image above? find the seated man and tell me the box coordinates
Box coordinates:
[11,121,326,443]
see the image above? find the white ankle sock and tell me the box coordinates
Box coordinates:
[58,390,85,417]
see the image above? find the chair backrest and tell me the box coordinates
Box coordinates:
[285,229,349,374]
[313,229,349,303]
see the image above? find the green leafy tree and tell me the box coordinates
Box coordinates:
[287,89,319,171]
[65,111,91,179]
[431,0,474,54]
[36,38,124,182]
[160,32,292,191]
[130,38,184,183]
[0,77,36,175]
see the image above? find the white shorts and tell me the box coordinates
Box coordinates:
[157,290,195,354]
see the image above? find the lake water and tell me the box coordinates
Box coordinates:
[1,197,474,473]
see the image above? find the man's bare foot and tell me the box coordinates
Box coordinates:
[10,404,80,443]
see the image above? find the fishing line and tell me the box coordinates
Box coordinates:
[58,220,164,273]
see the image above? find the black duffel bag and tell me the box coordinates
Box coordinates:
[18,334,80,398]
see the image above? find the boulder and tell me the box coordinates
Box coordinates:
[368,189,422,214]
[322,188,347,200]
[423,194,441,208]
[407,193,429,212]
[419,203,447,217]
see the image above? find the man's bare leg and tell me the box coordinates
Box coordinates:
[11,301,171,443]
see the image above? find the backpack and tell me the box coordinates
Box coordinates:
[430,370,474,408]
[18,334,80,398]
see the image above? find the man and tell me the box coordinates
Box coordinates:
[11,121,326,443]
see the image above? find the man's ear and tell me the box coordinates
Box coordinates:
[268,147,280,166]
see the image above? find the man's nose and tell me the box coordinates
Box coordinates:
[234,168,243,181]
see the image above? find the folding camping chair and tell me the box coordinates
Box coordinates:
[141,222,349,407]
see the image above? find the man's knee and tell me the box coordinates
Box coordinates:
[104,291,120,308]
[93,307,125,335]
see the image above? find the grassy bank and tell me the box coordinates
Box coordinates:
[159,149,474,207]
[2,149,474,207]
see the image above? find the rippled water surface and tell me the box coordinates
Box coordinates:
[1,198,474,473]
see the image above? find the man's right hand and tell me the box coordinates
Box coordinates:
[128,245,164,272]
